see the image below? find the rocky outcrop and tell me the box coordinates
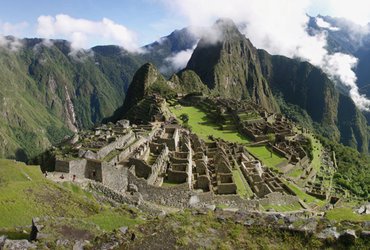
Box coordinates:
[186,19,279,112]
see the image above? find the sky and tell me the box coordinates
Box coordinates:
[1,0,369,47]
[2,0,370,110]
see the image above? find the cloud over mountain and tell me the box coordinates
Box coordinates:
[36,14,140,52]
[160,0,370,110]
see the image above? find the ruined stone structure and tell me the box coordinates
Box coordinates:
[50,103,311,211]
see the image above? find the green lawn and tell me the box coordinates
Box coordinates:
[325,207,370,222]
[232,169,254,198]
[246,146,286,171]
[287,167,303,178]
[170,105,250,144]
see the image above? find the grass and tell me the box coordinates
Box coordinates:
[246,146,286,171]
[283,180,325,206]
[88,207,143,231]
[162,180,181,187]
[325,207,370,222]
[287,167,303,178]
[170,105,250,144]
[0,159,143,232]
[263,202,303,212]
[0,159,97,228]
[232,169,254,198]
[305,133,322,172]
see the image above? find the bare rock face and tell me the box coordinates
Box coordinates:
[128,183,139,193]
[3,239,36,250]
[0,235,7,248]
[317,227,340,240]
[339,229,357,244]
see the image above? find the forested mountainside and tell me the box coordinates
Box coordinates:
[0,29,196,161]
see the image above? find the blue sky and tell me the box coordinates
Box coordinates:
[0,0,186,45]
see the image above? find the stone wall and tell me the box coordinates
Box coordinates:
[85,159,103,181]
[129,158,152,179]
[147,146,169,185]
[69,159,87,178]
[127,170,191,208]
[118,137,147,162]
[55,159,70,173]
[96,131,135,159]
[102,163,128,192]
[259,192,300,206]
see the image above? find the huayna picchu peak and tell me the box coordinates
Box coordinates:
[1,4,370,249]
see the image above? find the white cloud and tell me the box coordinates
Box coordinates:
[36,14,140,52]
[0,21,28,51]
[165,44,197,71]
[159,0,370,111]
[316,17,340,31]
[325,0,370,26]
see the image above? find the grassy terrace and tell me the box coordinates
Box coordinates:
[169,104,286,170]
[305,133,322,172]
[245,146,286,172]
[232,168,254,198]
[283,180,325,206]
[170,104,249,143]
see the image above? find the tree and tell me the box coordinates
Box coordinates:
[179,113,189,123]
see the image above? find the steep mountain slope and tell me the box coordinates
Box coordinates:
[185,19,278,112]
[0,28,200,160]
[259,51,369,153]
[0,38,144,160]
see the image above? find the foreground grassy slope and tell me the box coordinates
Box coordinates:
[121,210,370,249]
[0,159,142,231]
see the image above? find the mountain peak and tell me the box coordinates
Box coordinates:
[212,18,242,41]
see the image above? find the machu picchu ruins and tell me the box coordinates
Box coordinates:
[44,93,341,215]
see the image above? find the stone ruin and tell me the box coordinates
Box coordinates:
[49,110,303,210]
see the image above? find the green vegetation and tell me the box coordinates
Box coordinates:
[169,104,249,143]
[246,146,286,171]
[306,133,322,172]
[0,159,141,232]
[319,136,370,199]
[287,167,303,178]
[0,40,144,160]
[325,207,370,222]
[89,206,144,231]
[232,169,253,198]
[124,209,369,249]
[283,181,325,206]
[162,180,181,187]
[263,202,303,212]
